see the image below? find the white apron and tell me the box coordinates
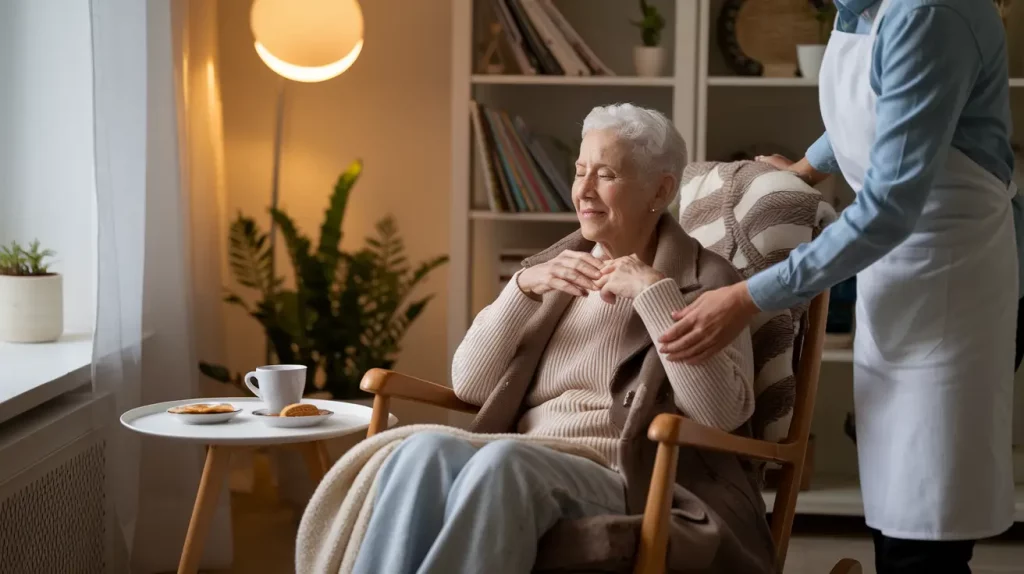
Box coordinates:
[819,0,1017,540]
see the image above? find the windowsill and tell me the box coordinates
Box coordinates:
[0,333,94,426]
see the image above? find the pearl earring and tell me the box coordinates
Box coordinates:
[650,208,657,213]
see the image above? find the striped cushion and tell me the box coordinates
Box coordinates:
[677,161,837,443]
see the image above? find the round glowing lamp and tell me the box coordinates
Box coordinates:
[250,0,364,83]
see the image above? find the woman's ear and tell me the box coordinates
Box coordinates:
[654,173,677,211]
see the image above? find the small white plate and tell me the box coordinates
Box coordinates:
[166,404,242,425]
[252,408,333,428]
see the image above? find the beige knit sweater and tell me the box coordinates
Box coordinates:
[452,272,755,467]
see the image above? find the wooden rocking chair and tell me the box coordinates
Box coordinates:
[359,289,861,574]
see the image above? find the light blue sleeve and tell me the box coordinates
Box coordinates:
[747,6,981,312]
[805,132,841,174]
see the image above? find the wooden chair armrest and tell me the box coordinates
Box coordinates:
[359,368,479,414]
[360,368,479,437]
[647,413,801,465]
[635,413,806,574]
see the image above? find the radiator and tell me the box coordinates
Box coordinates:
[0,398,115,574]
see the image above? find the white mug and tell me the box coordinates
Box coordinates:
[244,365,306,415]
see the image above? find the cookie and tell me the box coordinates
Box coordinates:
[169,403,236,414]
[279,403,320,417]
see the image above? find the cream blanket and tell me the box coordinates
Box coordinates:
[295,424,611,574]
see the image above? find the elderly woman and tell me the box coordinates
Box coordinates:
[352,104,773,574]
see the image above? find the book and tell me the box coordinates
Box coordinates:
[473,101,574,213]
[492,0,537,74]
[513,116,573,210]
[469,100,505,212]
[506,0,563,74]
[538,0,614,75]
[496,109,557,211]
[483,107,534,211]
[519,0,590,76]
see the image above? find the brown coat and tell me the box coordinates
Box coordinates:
[467,214,775,573]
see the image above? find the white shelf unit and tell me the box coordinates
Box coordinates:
[471,74,676,87]
[450,0,1024,519]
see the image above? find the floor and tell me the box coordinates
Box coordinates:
[203,452,1024,574]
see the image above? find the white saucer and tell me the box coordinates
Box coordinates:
[167,404,243,425]
[252,408,333,428]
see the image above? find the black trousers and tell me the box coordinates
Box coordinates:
[1016,296,1024,371]
[872,529,975,574]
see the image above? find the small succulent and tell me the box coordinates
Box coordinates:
[632,0,667,47]
[0,240,56,276]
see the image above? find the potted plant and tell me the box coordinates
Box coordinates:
[198,159,447,402]
[199,159,447,507]
[0,240,62,343]
[631,0,667,77]
[797,0,836,81]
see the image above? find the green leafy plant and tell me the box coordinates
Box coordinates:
[198,159,448,400]
[632,0,666,47]
[808,0,837,44]
[0,240,56,276]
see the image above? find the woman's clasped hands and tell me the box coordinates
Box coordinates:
[515,250,664,303]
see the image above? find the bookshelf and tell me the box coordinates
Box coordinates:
[450,0,1024,517]
[449,0,697,367]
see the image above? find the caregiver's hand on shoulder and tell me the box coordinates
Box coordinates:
[755,154,795,170]
[517,250,604,298]
[658,282,760,364]
[595,255,665,304]
[756,154,829,186]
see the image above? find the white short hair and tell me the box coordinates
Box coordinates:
[581,103,688,189]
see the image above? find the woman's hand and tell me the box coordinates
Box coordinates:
[517,250,605,298]
[595,255,665,304]
[658,282,760,364]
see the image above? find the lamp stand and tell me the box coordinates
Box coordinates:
[267,77,287,363]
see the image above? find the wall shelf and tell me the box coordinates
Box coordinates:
[710,77,1024,89]
[764,475,1024,521]
[472,74,675,87]
[707,76,817,88]
[822,349,854,363]
[469,210,578,223]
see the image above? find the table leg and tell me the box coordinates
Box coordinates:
[178,445,232,574]
[300,441,331,483]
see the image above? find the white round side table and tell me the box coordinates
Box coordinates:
[121,397,396,574]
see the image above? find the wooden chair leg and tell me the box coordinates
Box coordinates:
[178,445,232,574]
[300,441,331,483]
[829,558,862,574]
[367,394,390,437]
[633,442,679,574]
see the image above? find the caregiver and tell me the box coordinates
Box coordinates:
[659,0,1022,572]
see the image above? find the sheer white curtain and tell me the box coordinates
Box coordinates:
[91,0,232,571]
[90,0,147,562]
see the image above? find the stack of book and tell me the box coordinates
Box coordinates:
[491,0,614,76]
[470,100,574,213]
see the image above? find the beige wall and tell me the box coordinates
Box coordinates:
[216,0,453,424]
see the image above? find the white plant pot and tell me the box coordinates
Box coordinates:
[797,44,828,81]
[633,46,666,78]
[0,274,63,343]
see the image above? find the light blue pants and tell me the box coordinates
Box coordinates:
[352,432,626,574]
